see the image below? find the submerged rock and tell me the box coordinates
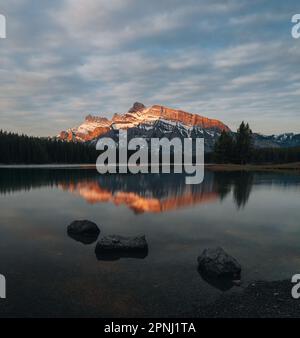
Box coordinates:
[95,235,148,260]
[197,247,241,279]
[67,220,100,244]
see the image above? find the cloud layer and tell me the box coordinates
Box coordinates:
[0,0,299,136]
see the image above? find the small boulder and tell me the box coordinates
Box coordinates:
[198,269,236,291]
[197,247,241,279]
[68,232,99,245]
[95,235,148,254]
[67,220,100,238]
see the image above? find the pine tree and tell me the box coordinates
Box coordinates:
[0,130,98,164]
[234,122,253,164]
[213,130,234,163]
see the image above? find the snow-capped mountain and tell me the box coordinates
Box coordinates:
[253,133,300,148]
[58,102,230,151]
[58,102,300,152]
[94,118,225,152]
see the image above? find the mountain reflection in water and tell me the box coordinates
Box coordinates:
[59,175,219,214]
[1,168,299,213]
[0,167,300,317]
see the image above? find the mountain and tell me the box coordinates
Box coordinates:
[58,102,230,152]
[58,102,300,152]
[253,133,300,148]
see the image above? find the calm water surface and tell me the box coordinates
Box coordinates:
[0,168,299,317]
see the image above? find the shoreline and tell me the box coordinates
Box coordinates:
[0,162,299,172]
[194,279,300,318]
[0,164,97,169]
[206,162,300,172]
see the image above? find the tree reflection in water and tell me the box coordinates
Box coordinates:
[1,168,298,212]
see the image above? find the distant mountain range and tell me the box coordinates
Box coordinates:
[252,133,300,149]
[58,102,300,152]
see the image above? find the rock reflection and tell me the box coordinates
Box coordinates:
[67,232,99,245]
[95,251,148,261]
[197,269,236,291]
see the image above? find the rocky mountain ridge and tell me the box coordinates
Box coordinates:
[59,102,230,144]
[58,102,300,152]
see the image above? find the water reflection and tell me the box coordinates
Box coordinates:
[60,173,219,213]
[0,168,299,213]
[67,232,99,245]
[197,268,236,291]
[95,250,148,261]
[0,168,300,316]
[214,171,254,209]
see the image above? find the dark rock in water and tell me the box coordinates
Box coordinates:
[197,247,241,279]
[198,269,236,291]
[96,235,148,251]
[95,235,148,260]
[68,232,99,245]
[67,220,100,244]
[68,220,100,235]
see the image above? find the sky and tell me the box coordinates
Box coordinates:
[0,0,299,136]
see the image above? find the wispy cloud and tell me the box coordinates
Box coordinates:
[0,0,299,136]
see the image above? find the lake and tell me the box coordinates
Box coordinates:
[0,168,299,317]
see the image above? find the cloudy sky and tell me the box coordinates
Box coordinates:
[0,0,299,136]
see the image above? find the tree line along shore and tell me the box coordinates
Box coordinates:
[0,124,300,167]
